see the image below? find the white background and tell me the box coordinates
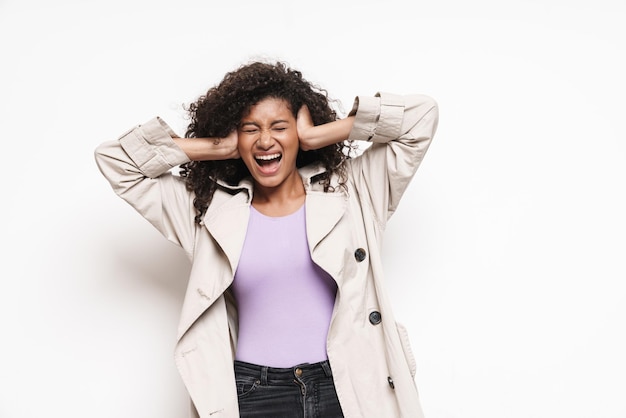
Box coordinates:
[1,0,625,417]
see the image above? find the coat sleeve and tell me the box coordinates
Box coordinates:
[94,117,197,255]
[346,92,439,228]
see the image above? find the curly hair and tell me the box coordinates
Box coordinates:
[180,60,353,224]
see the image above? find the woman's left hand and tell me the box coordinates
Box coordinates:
[297,104,355,151]
[297,104,315,150]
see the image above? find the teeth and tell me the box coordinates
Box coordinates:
[256,153,281,161]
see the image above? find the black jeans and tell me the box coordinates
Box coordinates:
[234,360,344,417]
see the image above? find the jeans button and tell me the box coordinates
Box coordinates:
[294,368,303,377]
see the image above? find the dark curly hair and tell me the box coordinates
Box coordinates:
[180,60,353,224]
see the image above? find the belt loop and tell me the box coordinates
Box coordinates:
[260,366,268,385]
[321,361,333,378]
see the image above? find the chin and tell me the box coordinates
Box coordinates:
[253,177,284,189]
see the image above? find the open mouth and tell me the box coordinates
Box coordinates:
[255,153,282,165]
[254,153,282,173]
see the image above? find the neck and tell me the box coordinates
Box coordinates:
[252,172,306,217]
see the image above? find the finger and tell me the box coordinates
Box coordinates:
[297,104,310,119]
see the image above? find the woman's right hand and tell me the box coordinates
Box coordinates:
[174,130,240,161]
[217,130,240,160]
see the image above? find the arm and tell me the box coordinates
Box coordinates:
[94,117,235,253]
[173,130,240,161]
[346,92,439,227]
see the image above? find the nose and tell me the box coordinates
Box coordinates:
[256,129,273,149]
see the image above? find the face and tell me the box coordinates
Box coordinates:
[238,97,301,193]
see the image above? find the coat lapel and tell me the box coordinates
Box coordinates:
[176,184,252,341]
[299,164,348,254]
[305,191,346,254]
[203,183,252,274]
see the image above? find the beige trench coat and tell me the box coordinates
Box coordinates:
[95,92,438,418]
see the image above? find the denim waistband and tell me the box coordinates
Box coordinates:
[234,360,333,384]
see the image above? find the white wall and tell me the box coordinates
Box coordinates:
[1,0,625,417]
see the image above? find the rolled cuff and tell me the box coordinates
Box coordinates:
[347,92,406,143]
[119,117,190,178]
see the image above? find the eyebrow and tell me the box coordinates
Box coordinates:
[239,120,290,127]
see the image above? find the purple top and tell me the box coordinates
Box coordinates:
[232,204,337,367]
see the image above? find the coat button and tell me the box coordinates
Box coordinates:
[354,248,367,262]
[388,376,395,389]
[369,311,382,325]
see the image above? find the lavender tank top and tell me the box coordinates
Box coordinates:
[232,204,337,367]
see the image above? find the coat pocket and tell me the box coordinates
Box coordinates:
[396,321,417,378]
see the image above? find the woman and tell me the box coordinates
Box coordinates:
[95,60,438,418]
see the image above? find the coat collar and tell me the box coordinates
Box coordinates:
[203,162,346,281]
[209,162,328,194]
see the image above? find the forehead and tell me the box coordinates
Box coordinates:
[243,97,293,120]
